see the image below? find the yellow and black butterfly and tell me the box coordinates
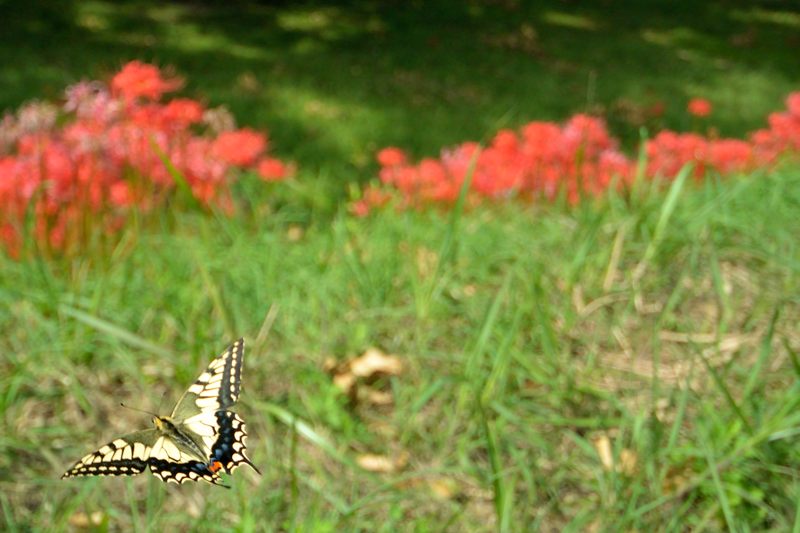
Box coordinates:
[62,338,259,487]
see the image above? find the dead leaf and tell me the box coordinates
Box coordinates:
[349,347,403,378]
[662,465,692,494]
[592,434,638,476]
[428,477,459,500]
[286,225,304,242]
[366,389,394,406]
[416,247,438,278]
[332,372,357,394]
[357,451,408,473]
[323,357,338,373]
[619,449,638,476]
[326,348,403,407]
[68,511,104,528]
[593,434,614,471]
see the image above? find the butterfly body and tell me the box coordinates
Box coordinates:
[62,339,259,487]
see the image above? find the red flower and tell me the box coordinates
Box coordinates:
[111,61,183,102]
[786,92,800,118]
[0,223,20,259]
[109,181,133,207]
[350,185,392,217]
[257,157,289,181]
[377,147,407,167]
[0,61,292,259]
[162,99,205,127]
[687,98,712,118]
[212,128,267,166]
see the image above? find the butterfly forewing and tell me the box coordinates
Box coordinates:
[62,430,157,479]
[171,338,245,420]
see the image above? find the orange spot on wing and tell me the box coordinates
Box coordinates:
[209,461,223,473]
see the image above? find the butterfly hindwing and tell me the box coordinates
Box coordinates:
[148,458,226,486]
[206,411,260,475]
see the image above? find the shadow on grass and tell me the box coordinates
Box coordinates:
[2,0,799,176]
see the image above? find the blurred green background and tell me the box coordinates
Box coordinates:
[3,0,799,175]
[2,1,800,531]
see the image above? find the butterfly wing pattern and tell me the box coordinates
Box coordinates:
[62,338,259,488]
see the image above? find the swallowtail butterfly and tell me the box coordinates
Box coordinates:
[62,338,259,487]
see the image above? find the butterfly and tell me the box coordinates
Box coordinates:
[62,338,260,488]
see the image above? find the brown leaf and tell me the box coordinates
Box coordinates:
[593,434,614,471]
[366,389,394,406]
[325,349,403,407]
[428,477,459,500]
[332,372,357,394]
[357,451,408,473]
[662,465,691,494]
[349,348,403,378]
[416,247,438,278]
[68,511,104,528]
[592,434,638,476]
[619,449,638,476]
[286,225,304,242]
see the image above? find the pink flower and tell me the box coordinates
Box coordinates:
[687,98,712,118]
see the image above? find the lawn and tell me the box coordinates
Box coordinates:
[2,1,800,531]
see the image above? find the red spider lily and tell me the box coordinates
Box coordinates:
[257,157,290,181]
[365,91,800,213]
[0,61,293,258]
[212,128,267,166]
[687,98,713,118]
[350,185,392,217]
[111,61,183,102]
[371,115,632,209]
[376,147,407,167]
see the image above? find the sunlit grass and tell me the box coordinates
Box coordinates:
[2,166,799,530]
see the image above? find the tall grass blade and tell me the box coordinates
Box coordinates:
[702,437,736,532]
[634,162,692,279]
[59,304,173,358]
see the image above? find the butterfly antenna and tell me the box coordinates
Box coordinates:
[119,402,158,417]
[157,390,170,414]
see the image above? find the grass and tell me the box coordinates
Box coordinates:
[1,165,799,530]
[2,1,800,530]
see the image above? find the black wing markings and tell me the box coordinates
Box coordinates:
[207,411,261,476]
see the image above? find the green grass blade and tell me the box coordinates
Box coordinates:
[702,437,736,532]
[634,162,692,279]
[260,402,353,468]
[58,304,174,358]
